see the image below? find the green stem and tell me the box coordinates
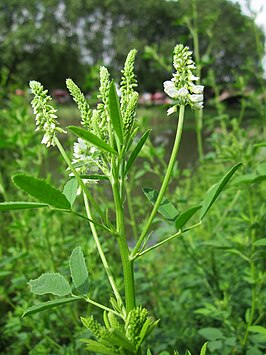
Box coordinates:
[85,297,122,318]
[54,137,105,222]
[111,178,136,313]
[83,193,125,314]
[242,190,257,350]
[192,0,204,161]
[125,182,138,241]
[132,104,185,258]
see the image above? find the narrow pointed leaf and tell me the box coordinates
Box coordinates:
[108,81,123,144]
[63,178,78,206]
[29,273,71,296]
[69,247,89,295]
[248,325,266,335]
[109,328,136,352]
[81,339,117,355]
[68,126,117,154]
[125,130,151,175]
[254,239,266,247]
[200,342,208,355]
[0,201,49,211]
[13,175,71,210]
[143,187,179,222]
[200,162,242,219]
[80,174,109,181]
[175,205,202,230]
[22,297,80,317]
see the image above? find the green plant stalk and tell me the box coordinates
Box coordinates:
[191,0,204,161]
[132,104,185,258]
[54,137,106,222]
[242,190,257,349]
[111,177,136,313]
[85,297,122,318]
[125,182,138,240]
[83,193,125,314]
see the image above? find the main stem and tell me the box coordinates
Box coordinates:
[192,0,204,161]
[132,104,185,258]
[112,177,136,313]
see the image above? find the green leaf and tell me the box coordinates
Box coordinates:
[200,162,242,219]
[108,81,123,144]
[175,205,202,230]
[69,247,89,295]
[29,273,71,296]
[13,175,71,210]
[249,326,266,335]
[184,351,192,355]
[68,126,117,154]
[198,327,224,341]
[81,339,117,355]
[125,130,151,175]
[22,297,80,317]
[0,201,48,211]
[254,239,266,247]
[80,174,109,181]
[109,328,136,352]
[143,187,179,222]
[63,178,78,206]
[200,342,208,355]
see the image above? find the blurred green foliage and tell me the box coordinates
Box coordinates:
[0,0,264,91]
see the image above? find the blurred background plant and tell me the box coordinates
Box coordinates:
[0,0,265,353]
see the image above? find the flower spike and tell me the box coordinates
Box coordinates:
[29,81,66,147]
[163,44,204,114]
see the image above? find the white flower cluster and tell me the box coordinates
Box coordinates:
[71,138,100,176]
[163,44,204,115]
[30,81,66,147]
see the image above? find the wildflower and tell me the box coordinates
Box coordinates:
[66,78,91,128]
[71,138,100,175]
[29,81,66,147]
[163,44,204,115]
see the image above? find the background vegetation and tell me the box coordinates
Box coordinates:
[0,0,265,354]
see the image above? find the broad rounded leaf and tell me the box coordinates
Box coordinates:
[69,247,89,295]
[29,273,71,296]
[13,175,71,210]
[63,178,78,206]
[198,327,224,341]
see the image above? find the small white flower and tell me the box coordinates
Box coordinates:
[188,74,200,81]
[178,88,189,96]
[167,106,177,116]
[163,81,179,98]
[190,94,204,103]
[190,85,204,94]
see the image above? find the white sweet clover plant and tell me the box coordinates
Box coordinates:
[1,44,243,354]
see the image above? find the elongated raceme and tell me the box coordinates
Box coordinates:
[66,78,91,128]
[120,49,138,112]
[29,80,66,147]
[164,44,204,114]
[123,92,139,136]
